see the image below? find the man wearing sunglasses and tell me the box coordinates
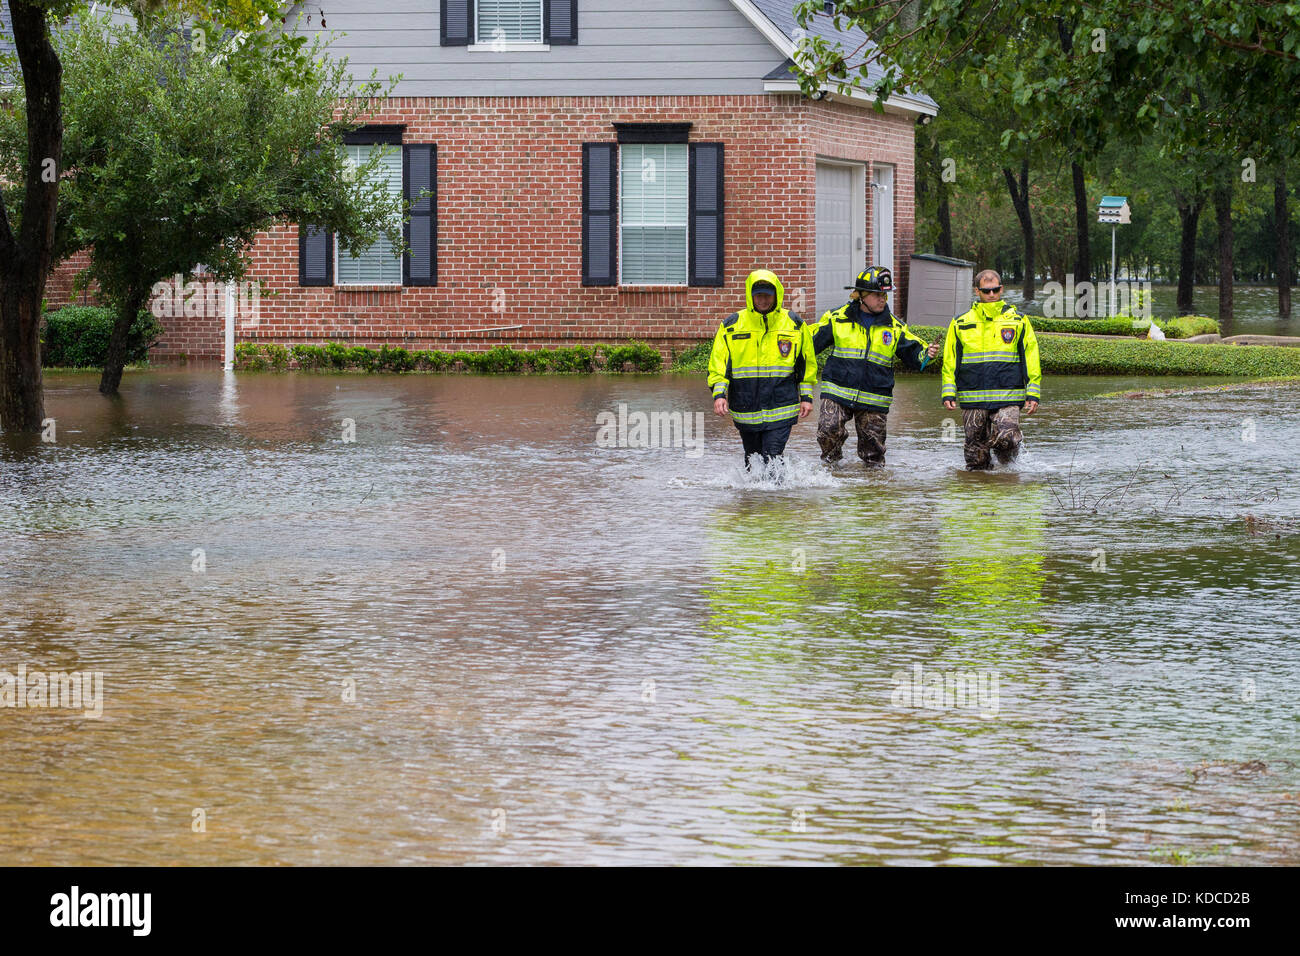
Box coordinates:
[940,270,1041,469]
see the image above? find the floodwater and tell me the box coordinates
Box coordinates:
[2,369,1298,865]
[1006,283,1300,337]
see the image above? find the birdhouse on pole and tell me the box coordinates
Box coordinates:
[1098,196,1131,316]
[1097,195,1131,224]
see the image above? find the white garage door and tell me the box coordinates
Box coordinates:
[816,162,856,320]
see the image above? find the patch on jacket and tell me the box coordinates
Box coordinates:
[778,338,792,357]
[881,330,892,346]
[1001,327,1016,343]
[730,332,751,340]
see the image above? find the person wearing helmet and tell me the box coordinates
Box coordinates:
[707,269,818,470]
[811,266,939,467]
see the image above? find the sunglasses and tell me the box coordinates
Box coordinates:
[978,286,1003,293]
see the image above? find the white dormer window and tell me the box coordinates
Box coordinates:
[474,0,546,49]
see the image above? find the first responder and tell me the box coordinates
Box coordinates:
[812,266,940,466]
[708,269,817,469]
[940,269,1042,469]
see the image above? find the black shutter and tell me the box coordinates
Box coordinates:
[582,143,617,286]
[689,143,724,287]
[545,0,578,44]
[441,0,474,46]
[404,144,437,286]
[299,225,333,286]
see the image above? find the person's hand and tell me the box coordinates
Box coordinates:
[1024,399,1039,415]
[713,396,729,417]
[926,342,941,359]
[943,399,957,410]
[798,400,813,421]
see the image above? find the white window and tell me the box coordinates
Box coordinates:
[336,144,403,286]
[619,143,688,285]
[477,0,543,45]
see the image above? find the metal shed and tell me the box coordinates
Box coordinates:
[908,253,976,325]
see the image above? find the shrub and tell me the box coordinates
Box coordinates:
[907,326,1300,376]
[1161,315,1219,339]
[473,345,526,373]
[1028,316,1149,336]
[376,345,415,372]
[41,305,162,368]
[550,346,596,373]
[412,349,451,371]
[671,341,711,372]
[601,340,662,372]
[233,342,267,370]
[323,341,351,370]
[346,344,376,371]
[291,344,329,369]
[244,340,660,374]
[675,328,1300,378]
[264,343,290,370]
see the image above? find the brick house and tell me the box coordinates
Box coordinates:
[44,0,937,360]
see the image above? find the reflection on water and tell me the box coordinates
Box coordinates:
[1,369,1298,865]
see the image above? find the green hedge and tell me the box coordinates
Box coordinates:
[1161,315,1219,339]
[671,326,1300,377]
[1030,316,1151,335]
[236,340,661,374]
[41,306,163,368]
[1029,315,1221,338]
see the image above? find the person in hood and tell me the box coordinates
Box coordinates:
[812,266,939,466]
[707,269,817,469]
[940,269,1042,469]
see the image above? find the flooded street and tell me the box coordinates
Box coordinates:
[2,369,1298,865]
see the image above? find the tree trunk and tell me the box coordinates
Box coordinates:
[0,1,63,433]
[0,285,46,432]
[1276,169,1292,319]
[1003,160,1035,300]
[1213,176,1234,326]
[100,291,148,395]
[1175,198,1203,315]
[933,140,953,257]
[1071,159,1091,284]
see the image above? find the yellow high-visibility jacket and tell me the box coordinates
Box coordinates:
[940,300,1042,409]
[707,270,818,431]
[812,300,931,412]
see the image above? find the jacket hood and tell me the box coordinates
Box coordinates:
[973,300,1014,320]
[745,269,785,314]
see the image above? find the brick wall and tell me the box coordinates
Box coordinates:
[46,93,919,360]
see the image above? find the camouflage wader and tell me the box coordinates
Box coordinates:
[818,398,888,466]
[962,405,1022,469]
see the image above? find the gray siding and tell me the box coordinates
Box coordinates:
[291,0,788,96]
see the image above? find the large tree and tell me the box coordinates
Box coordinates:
[0,0,279,432]
[44,10,405,394]
[0,0,73,434]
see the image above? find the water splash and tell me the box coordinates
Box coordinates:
[674,454,840,490]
